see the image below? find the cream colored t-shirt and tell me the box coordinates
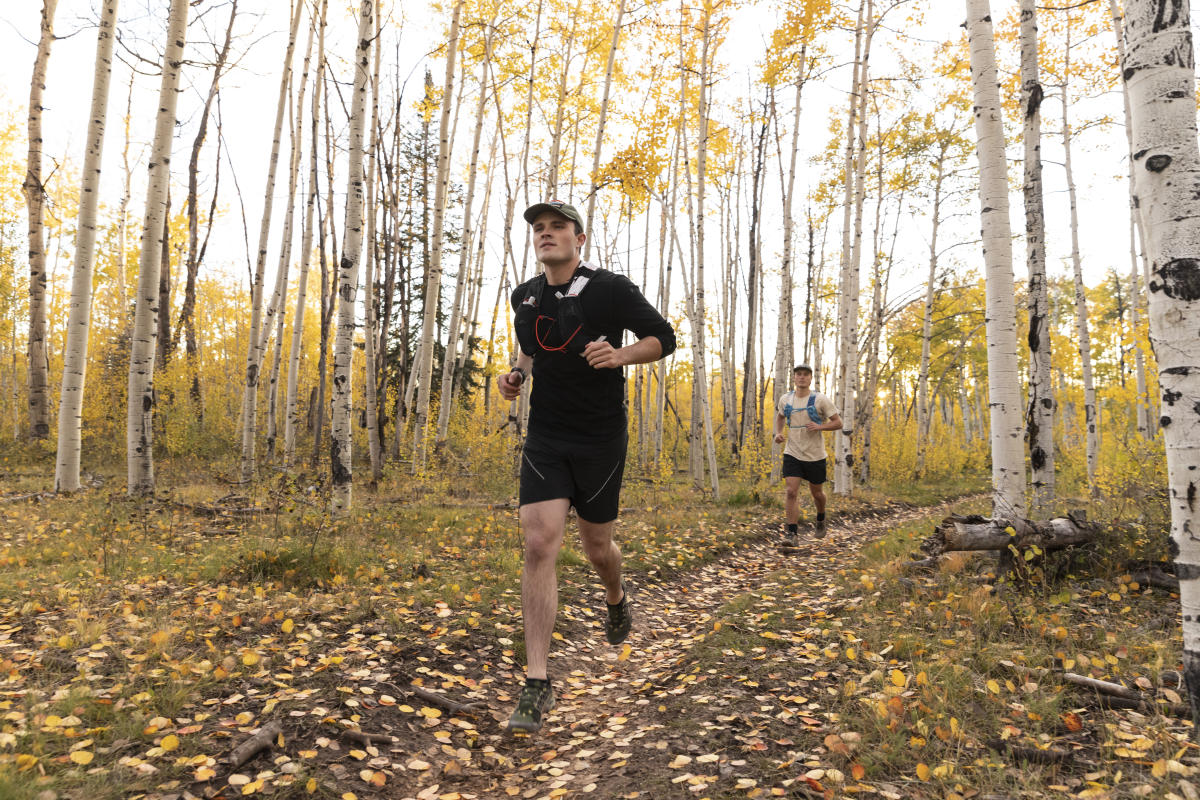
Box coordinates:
[777,390,838,461]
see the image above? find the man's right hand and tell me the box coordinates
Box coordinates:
[498,369,524,402]
[773,432,785,444]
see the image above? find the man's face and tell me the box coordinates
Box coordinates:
[532,211,585,266]
[793,370,812,390]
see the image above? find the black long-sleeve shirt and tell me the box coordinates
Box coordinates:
[511,269,676,442]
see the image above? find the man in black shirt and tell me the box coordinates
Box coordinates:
[497,200,676,733]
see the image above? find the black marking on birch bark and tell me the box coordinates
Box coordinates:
[1031,446,1046,471]
[1175,562,1200,580]
[1146,154,1172,173]
[1153,0,1184,34]
[246,363,258,388]
[1025,83,1043,120]
[1189,481,1196,512]
[1165,367,1195,375]
[1162,415,1172,428]
[1041,398,1052,409]
[1028,320,1040,352]
[142,394,152,413]
[845,454,855,467]
[1170,536,1181,560]
[1164,388,1182,405]
[339,281,353,302]
[1152,259,1200,301]
[330,441,350,485]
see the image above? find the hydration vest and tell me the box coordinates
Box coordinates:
[513,262,602,356]
[783,391,823,427]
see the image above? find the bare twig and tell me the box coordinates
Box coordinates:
[342,729,397,746]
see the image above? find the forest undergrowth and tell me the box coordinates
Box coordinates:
[0,445,1185,800]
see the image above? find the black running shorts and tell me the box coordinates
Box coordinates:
[782,455,827,485]
[520,431,627,523]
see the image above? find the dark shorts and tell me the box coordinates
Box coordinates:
[520,431,627,523]
[782,455,827,485]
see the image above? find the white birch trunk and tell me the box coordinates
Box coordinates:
[966,0,1026,519]
[126,0,188,495]
[436,34,491,445]
[330,0,373,513]
[1122,0,1200,727]
[55,0,118,493]
[412,0,463,470]
[1060,35,1099,498]
[1108,0,1153,440]
[1021,0,1055,516]
[916,154,945,477]
[583,0,626,258]
[362,0,383,484]
[237,0,302,483]
[835,0,871,494]
[24,0,58,440]
[284,0,327,469]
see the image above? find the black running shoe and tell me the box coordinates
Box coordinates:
[507,679,554,733]
[605,584,633,645]
[814,518,827,538]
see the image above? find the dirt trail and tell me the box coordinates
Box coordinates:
[395,500,962,800]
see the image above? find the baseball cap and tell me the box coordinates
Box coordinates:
[524,200,585,230]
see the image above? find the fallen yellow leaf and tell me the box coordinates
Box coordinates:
[69,750,93,765]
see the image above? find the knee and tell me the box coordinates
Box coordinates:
[785,487,800,502]
[523,525,561,565]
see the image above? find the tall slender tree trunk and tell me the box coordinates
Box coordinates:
[583,0,626,257]
[412,0,464,471]
[1059,30,1099,498]
[284,0,327,469]
[835,0,870,495]
[24,0,59,440]
[966,0,1026,519]
[361,0,383,485]
[330,0,373,513]
[1021,0,1055,516]
[126,0,189,495]
[1122,0,1200,732]
[1108,0,1153,439]
[436,28,493,445]
[916,152,945,477]
[238,0,302,483]
[55,0,117,492]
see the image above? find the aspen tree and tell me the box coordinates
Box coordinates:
[175,0,238,410]
[583,0,626,257]
[965,0,1026,519]
[330,0,373,513]
[436,20,494,446]
[916,144,946,477]
[1058,22,1099,498]
[23,0,58,440]
[1021,0,1054,515]
[1108,0,1152,439]
[834,0,870,494]
[284,0,327,469]
[1123,0,1200,729]
[267,13,317,459]
[127,0,189,495]
[412,0,464,470]
[362,0,384,484]
[237,0,302,483]
[55,0,117,493]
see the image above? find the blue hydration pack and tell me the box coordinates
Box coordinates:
[783,392,822,427]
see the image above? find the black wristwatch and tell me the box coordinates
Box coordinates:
[512,366,527,383]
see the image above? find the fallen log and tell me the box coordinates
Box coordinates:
[920,512,1094,559]
[228,721,282,769]
[342,729,397,746]
[1061,672,1141,701]
[1128,568,1179,592]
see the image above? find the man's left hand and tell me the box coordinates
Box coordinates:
[582,339,625,369]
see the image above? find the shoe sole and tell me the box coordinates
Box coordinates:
[507,694,556,733]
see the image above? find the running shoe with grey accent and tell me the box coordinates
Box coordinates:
[605,584,633,645]
[507,679,554,733]
[814,518,827,538]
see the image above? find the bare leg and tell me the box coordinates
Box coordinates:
[785,477,802,525]
[578,518,623,604]
[520,499,570,681]
[810,482,827,515]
